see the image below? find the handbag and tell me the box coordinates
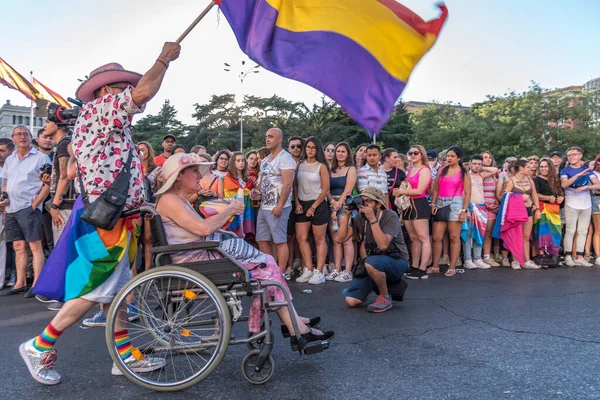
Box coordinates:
[394,180,413,211]
[77,150,134,230]
[351,258,368,278]
[432,204,452,222]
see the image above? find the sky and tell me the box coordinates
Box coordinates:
[1,0,599,125]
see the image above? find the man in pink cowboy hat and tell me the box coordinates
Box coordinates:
[19,42,181,386]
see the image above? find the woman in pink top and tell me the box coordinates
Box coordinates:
[430,146,471,277]
[395,145,432,280]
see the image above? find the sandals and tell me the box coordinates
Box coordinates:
[426,267,440,274]
[444,268,456,277]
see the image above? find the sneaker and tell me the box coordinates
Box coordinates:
[455,258,463,267]
[405,266,419,276]
[475,259,492,269]
[47,302,63,311]
[574,257,593,267]
[494,253,504,263]
[501,257,511,267]
[111,354,166,376]
[127,302,139,322]
[82,309,106,327]
[564,255,575,267]
[483,256,500,267]
[283,267,293,281]
[440,255,450,266]
[325,270,340,281]
[295,267,313,283]
[406,269,428,280]
[511,261,521,270]
[308,270,326,285]
[595,258,600,266]
[463,260,478,270]
[19,338,62,385]
[334,272,353,283]
[366,295,393,313]
[35,295,54,304]
[7,270,16,287]
[523,260,541,269]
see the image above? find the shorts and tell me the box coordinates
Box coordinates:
[435,196,464,222]
[256,206,292,244]
[287,201,296,235]
[402,197,430,221]
[345,255,408,302]
[592,196,600,215]
[485,202,498,219]
[295,200,330,226]
[5,207,42,243]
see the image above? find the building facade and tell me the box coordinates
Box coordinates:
[0,100,46,138]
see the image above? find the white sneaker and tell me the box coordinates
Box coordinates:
[483,256,500,267]
[456,258,463,267]
[501,258,511,267]
[334,272,353,283]
[511,261,521,270]
[308,270,326,285]
[475,259,491,269]
[494,253,504,263]
[595,257,600,266]
[574,257,593,267]
[440,255,450,265]
[564,255,575,267]
[463,260,478,270]
[283,267,293,281]
[325,270,340,281]
[523,260,541,269]
[296,267,313,283]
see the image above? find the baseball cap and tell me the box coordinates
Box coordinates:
[426,150,438,160]
[549,151,563,158]
[163,134,176,141]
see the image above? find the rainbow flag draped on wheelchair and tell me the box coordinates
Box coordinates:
[33,197,139,302]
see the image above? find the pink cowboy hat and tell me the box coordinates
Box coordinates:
[75,62,143,103]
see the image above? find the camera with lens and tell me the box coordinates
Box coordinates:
[47,103,81,126]
[40,163,53,175]
[345,195,364,211]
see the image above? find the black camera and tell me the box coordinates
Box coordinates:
[0,191,8,202]
[345,195,364,211]
[40,163,53,175]
[47,103,81,126]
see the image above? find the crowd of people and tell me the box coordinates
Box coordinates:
[3,42,600,388]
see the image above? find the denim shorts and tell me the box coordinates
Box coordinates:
[345,255,409,302]
[593,196,600,215]
[435,196,464,222]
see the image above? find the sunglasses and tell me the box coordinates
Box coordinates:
[290,144,302,149]
[407,151,420,156]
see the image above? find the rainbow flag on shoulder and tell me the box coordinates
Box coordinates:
[219,0,448,136]
[33,197,139,302]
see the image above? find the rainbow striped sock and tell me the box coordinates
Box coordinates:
[115,330,133,360]
[33,323,62,352]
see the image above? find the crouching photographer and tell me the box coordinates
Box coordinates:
[334,187,409,313]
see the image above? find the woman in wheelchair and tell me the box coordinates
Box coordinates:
[155,153,335,345]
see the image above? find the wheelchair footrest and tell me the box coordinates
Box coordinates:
[301,340,330,355]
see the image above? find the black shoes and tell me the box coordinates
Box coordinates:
[281,316,321,338]
[290,329,335,351]
[406,269,428,280]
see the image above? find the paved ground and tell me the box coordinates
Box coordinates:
[2,266,600,399]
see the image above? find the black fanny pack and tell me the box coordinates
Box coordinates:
[77,150,133,230]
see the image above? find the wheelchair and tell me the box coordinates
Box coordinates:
[105,207,330,392]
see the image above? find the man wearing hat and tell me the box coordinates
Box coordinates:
[19,42,181,386]
[154,134,176,167]
[333,187,410,313]
[550,151,563,173]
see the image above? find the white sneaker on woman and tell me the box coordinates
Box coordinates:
[463,260,477,270]
[523,260,541,269]
[334,272,353,283]
[483,256,500,267]
[325,270,340,281]
[475,259,491,269]
[595,258,600,266]
[501,258,511,267]
[564,255,575,267]
[308,270,326,285]
[296,267,313,283]
[574,257,593,267]
[511,261,521,270]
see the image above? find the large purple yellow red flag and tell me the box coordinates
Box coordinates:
[218,0,448,136]
[33,78,71,109]
[0,57,39,102]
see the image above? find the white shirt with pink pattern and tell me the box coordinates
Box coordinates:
[73,86,145,210]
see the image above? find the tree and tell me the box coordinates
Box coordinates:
[132,99,184,153]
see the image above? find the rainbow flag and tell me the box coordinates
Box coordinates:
[0,57,39,101]
[33,197,139,302]
[219,0,448,136]
[223,173,256,238]
[533,202,562,256]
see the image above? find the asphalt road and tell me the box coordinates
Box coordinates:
[1,266,600,400]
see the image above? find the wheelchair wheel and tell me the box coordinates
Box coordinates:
[106,266,231,392]
[241,350,275,385]
[247,331,274,351]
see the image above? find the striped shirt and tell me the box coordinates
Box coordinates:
[357,164,388,194]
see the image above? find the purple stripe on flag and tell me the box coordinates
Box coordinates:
[220,0,406,135]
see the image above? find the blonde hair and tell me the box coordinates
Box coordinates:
[409,144,427,167]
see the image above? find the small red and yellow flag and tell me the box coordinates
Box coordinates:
[33,78,71,109]
[0,57,39,102]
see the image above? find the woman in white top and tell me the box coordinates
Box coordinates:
[294,137,331,285]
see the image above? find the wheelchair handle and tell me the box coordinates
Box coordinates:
[122,205,158,218]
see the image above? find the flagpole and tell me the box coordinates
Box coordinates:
[175,1,218,44]
[30,71,34,135]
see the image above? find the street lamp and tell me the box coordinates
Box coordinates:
[224,60,260,152]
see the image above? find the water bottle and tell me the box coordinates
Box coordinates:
[332,219,339,232]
